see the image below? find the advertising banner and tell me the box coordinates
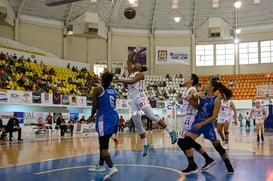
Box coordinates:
[156,46,190,65]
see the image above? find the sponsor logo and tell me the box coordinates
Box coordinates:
[169,52,188,60]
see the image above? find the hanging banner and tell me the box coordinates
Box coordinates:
[32,91,41,104]
[156,46,190,65]
[0,91,8,102]
[70,95,78,106]
[9,91,32,104]
[128,47,147,65]
[14,112,24,124]
[78,96,87,106]
[116,99,128,109]
[41,93,53,104]
[53,93,61,104]
[86,95,92,106]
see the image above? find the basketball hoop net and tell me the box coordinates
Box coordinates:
[97,0,121,24]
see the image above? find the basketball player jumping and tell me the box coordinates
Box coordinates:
[88,72,119,180]
[217,97,238,149]
[113,45,177,157]
[248,101,266,141]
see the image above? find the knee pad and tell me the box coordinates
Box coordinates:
[177,136,193,151]
[141,106,160,123]
[192,140,202,151]
[213,143,226,155]
[132,115,145,134]
[224,132,229,135]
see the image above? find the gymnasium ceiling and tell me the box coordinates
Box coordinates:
[8,0,273,32]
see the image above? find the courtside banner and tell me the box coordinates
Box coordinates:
[70,95,78,106]
[78,96,87,106]
[0,91,8,102]
[9,90,32,104]
[41,93,53,104]
[156,46,190,65]
[116,99,128,109]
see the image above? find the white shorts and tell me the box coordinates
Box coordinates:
[178,114,195,138]
[217,117,231,124]
[255,119,264,124]
[129,96,150,116]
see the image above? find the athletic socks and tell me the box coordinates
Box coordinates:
[104,155,113,168]
[202,152,211,162]
[261,134,264,141]
[142,138,148,146]
[164,127,173,134]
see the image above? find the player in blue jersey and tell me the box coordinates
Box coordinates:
[88,72,119,181]
[179,77,234,175]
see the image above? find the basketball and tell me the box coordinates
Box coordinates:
[124,7,136,19]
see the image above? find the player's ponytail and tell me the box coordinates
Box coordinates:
[101,71,113,88]
[211,77,233,100]
[140,66,148,72]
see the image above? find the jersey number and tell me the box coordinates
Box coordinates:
[109,95,115,109]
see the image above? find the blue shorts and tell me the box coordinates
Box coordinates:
[188,118,218,141]
[96,113,119,137]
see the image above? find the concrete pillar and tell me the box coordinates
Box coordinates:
[191,34,196,73]
[149,34,154,75]
[107,31,112,71]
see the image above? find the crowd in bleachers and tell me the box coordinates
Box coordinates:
[0,52,99,96]
[1,51,272,101]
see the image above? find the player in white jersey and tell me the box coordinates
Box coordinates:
[217,98,238,149]
[178,74,216,171]
[113,45,177,157]
[248,101,266,141]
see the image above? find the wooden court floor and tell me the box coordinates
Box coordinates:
[1,128,273,181]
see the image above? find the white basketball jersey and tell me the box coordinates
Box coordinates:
[128,71,145,99]
[254,107,264,120]
[179,86,197,138]
[218,100,231,119]
[181,87,197,116]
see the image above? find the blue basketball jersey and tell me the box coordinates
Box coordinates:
[96,86,119,136]
[188,95,219,141]
[195,95,218,121]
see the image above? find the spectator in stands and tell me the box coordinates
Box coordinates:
[122,72,126,78]
[119,116,125,132]
[56,115,66,136]
[13,54,17,60]
[72,66,76,72]
[179,73,183,79]
[5,115,23,141]
[80,116,86,123]
[166,73,170,79]
[47,113,53,124]
[34,59,37,63]
[40,61,45,67]
[68,118,74,136]
[238,113,243,127]
[0,116,6,140]
[0,52,5,59]
[67,63,70,69]
[129,117,135,132]
[245,112,250,129]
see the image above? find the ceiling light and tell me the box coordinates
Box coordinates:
[67,30,73,35]
[234,38,239,44]
[235,29,241,34]
[234,1,242,8]
[128,0,135,4]
[174,16,181,23]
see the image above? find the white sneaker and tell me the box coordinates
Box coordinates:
[88,165,106,172]
[104,166,118,180]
